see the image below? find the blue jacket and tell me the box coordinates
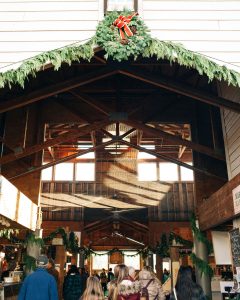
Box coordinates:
[18,268,58,300]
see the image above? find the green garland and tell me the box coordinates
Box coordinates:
[23,254,36,272]
[0,11,239,89]
[0,227,79,254]
[0,229,19,239]
[81,247,152,259]
[190,253,213,278]
[190,214,213,255]
[190,214,213,278]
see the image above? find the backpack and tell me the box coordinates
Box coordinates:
[140,279,153,300]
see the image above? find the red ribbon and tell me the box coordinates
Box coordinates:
[113,12,138,40]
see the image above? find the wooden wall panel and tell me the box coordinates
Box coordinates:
[198,173,240,230]
[219,83,240,180]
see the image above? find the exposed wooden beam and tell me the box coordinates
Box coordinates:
[9,138,119,180]
[0,66,117,114]
[0,119,111,165]
[119,140,226,181]
[70,90,110,116]
[122,120,225,161]
[118,67,240,113]
[119,128,136,139]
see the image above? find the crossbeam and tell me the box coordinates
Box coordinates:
[0,119,111,165]
[122,120,225,161]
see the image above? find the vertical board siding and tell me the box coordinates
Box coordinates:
[1,1,240,71]
[0,0,99,69]
[219,83,240,180]
[142,0,240,70]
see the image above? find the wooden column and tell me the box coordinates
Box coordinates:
[169,247,180,288]
[156,255,163,281]
[55,245,66,299]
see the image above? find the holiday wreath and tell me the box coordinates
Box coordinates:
[96,10,152,61]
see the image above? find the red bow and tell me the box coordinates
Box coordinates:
[113,12,138,40]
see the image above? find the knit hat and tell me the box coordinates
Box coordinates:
[37,255,48,267]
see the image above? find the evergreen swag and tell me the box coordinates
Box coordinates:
[0,11,240,88]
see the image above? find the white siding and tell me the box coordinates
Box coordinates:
[0,0,101,69]
[1,0,240,72]
[219,83,240,179]
[142,1,240,70]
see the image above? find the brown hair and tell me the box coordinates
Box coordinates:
[81,276,105,300]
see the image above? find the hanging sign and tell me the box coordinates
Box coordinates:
[233,185,240,215]
[229,228,240,267]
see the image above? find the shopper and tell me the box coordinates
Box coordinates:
[63,265,82,300]
[18,254,58,300]
[81,276,105,300]
[169,266,207,300]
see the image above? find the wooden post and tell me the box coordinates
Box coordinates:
[156,255,163,281]
[55,245,66,299]
[169,246,180,289]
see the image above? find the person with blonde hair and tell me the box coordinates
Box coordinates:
[113,264,141,300]
[138,266,165,300]
[80,276,105,300]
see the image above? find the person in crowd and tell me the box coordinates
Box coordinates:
[18,254,58,300]
[108,264,121,300]
[169,266,207,300]
[139,266,165,300]
[93,270,100,280]
[63,264,82,300]
[100,268,108,294]
[162,269,170,284]
[47,258,59,284]
[113,264,141,300]
[128,266,136,281]
[79,267,88,295]
[80,275,105,300]
[108,267,115,282]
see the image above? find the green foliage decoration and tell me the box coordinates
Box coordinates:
[156,233,169,258]
[95,11,152,61]
[169,231,193,249]
[190,214,213,254]
[0,229,19,240]
[23,254,36,272]
[190,253,214,278]
[0,11,240,89]
[26,232,44,248]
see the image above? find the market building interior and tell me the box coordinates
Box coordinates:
[0,46,240,300]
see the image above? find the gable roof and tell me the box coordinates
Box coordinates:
[1,11,240,89]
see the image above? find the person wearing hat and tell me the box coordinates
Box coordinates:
[18,254,58,300]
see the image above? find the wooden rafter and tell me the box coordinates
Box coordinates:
[0,66,117,114]
[9,138,119,180]
[119,140,226,181]
[0,119,111,165]
[122,120,225,161]
[70,90,110,116]
[118,67,240,113]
